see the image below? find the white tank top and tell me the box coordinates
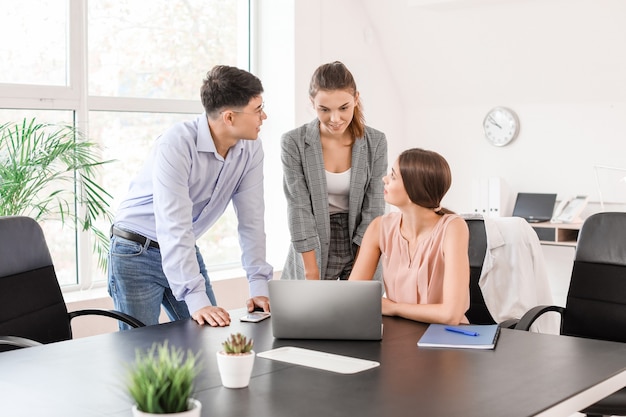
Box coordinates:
[326,168,351,214]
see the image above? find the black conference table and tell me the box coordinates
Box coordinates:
[1,308,626,417]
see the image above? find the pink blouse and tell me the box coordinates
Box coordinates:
[379,212,469,320]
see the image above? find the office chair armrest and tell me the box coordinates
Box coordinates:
[498,318,520,329]
[513,305,564,331]
[0,335,43,348]
[69,308,146,329]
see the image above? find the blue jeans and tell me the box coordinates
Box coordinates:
[107,235,217,330]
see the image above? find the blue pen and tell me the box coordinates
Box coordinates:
[445,326,479,336]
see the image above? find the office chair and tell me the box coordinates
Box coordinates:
[0,216,145,352]
[465,217,556,330]
[513,212,626,417]
[465,218,496,325]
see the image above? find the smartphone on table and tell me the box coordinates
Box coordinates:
[240,311,271,323]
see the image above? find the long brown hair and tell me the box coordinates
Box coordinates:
[308,61,365,139]
[398,148,454,215]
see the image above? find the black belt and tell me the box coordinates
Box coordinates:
[111,226,159,249]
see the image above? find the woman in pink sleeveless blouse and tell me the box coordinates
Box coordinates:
[349,148,470,325]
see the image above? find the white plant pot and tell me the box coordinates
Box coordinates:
[216,350,256,388]
[132,398,201,417]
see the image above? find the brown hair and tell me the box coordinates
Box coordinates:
[308,61,365,139]
[398,148,454,215]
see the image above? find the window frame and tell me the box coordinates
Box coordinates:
[0,0,252,292]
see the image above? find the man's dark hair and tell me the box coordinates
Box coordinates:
[201,65,264,117]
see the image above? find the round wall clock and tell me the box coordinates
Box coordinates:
[483,107,519,147]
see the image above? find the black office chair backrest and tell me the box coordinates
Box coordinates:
[465,219,495,325]
[0,216,73,344]
[562,212,626,342]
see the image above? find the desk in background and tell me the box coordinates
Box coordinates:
[1,308,625,417]
[531,221,582,247]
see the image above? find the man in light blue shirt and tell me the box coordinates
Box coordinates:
[108,65,272,329]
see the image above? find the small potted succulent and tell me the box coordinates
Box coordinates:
[216,333,255,388]
[126,341,202,416]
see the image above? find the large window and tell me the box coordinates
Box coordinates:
[0,0,250,289]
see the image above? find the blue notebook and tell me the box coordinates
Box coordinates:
[417,324,500,349]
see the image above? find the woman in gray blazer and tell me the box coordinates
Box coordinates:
[281,61,387,281]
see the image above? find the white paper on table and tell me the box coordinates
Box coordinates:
[257,346,380,374]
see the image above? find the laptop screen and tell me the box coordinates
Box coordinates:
[512,193,556,223]
[268,280,383,341]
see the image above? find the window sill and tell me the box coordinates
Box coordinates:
[62,267,252,304]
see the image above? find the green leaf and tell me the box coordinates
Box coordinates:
[125,341,201,413]
[0,117,114,272]
[222,332,254,354]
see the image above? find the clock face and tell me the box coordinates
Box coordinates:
[483,107,519,147]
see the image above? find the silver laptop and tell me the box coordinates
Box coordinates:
[268,280,383,340]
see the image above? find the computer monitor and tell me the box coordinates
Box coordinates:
[511,193,556,223]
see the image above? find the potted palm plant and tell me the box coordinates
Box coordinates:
[216,332,255,388]
[0,117,113,270]
[126,341,202,416]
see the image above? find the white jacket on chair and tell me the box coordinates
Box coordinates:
[479,217,560,334]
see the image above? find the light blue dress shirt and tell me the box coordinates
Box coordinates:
[114,113,272,314]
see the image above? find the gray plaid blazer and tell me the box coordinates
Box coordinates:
[280,118,387,280]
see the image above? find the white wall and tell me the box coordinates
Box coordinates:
[362,0,626,214]
[259,0,626,214]
[256,0,626,306]
[257,0,405,176]
[256,0,405,270]
[254,0,294,269]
